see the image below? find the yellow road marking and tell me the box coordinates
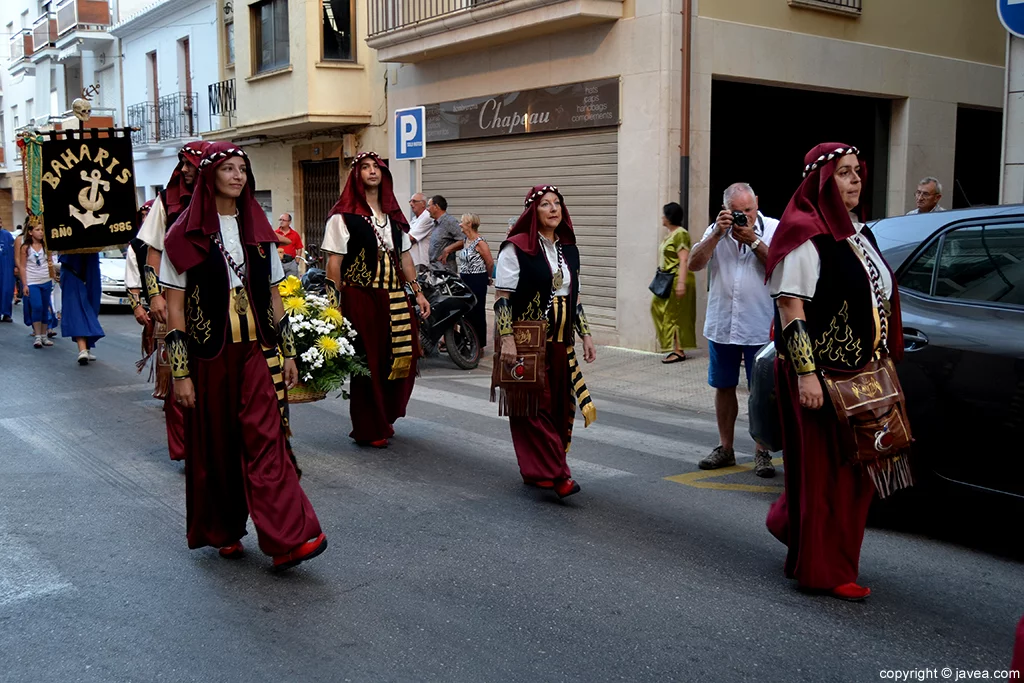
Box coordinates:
[665,457,784,493]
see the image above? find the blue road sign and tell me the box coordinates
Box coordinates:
[394,107,426,161]
[999,0,1024,39]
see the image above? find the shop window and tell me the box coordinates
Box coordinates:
[252,0,289,74]
[322,0,354,62]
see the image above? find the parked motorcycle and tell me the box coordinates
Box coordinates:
[299,245,327,295]
[415,266,480,370]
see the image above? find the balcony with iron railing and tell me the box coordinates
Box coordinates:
[32,13,59,56]
[208,78,236,130]
[56,0,112,43]
[127,93,199,146]
[788,0,861,16]
[366,0,624,62]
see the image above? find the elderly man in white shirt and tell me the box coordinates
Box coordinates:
[407,193,432,268]
[688,182,778,477]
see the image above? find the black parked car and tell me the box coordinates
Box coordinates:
[750,205,1024,500]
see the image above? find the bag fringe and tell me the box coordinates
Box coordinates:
[495,387,542,418]
[867,453,914,499]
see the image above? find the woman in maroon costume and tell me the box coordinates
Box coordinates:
[322,153,430,448]
[493,186,597,499]
[162,142,326,571]
[764,143,905,601]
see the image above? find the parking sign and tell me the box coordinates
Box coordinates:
[394,106,426,161]
[999,0,1024,38]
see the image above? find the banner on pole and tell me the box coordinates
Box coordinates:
[40,130,138,254]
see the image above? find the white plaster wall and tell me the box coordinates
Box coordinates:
[244,143,295,220]
[387,0,683,349]
[118,1,220,133]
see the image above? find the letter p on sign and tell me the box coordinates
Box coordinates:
[395,106,426,160]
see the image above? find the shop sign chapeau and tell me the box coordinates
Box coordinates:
[40,131,138,253]
[425,78,620,143]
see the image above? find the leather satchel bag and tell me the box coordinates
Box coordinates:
[493,320,547,387]
[648,269,675,299]
[820,356,914,497]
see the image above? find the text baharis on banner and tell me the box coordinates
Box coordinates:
[40,131,138,254]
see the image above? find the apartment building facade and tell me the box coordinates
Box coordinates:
[205,0,389,248]
[1,0,119,229]
[372,0,1006,349]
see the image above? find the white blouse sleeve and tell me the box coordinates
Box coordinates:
[401,230,412,253]
[124,248,142,289]
[159,248,187,291]
[270,248,285,285]
[137,197,168,251]
[770,239,819,301]
[494,243,520,291]
[321,214,349,255]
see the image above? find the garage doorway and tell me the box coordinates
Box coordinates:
[953,106,1002,209]
[709,80,891,224]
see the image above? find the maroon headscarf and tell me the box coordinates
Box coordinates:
[505,185,576,257]
[162,141,209,219]
[328,152,409,232]
[765,143,863,279]
[136,199,155,229]
[164,142,277,274]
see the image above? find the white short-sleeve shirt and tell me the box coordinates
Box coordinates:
[407,210,433,267]
[769,222,892,306]
[699,212,779,346]
[321,211,412,255]
[137,196,169,252]
[160,215,285,290]
[495,236,572,297]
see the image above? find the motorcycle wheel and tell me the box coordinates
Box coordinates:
[445,321,480,370]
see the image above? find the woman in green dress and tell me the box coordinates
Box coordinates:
[651,202,697,363]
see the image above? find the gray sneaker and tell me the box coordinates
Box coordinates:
[698,445,736,470]
[754,450,776,478]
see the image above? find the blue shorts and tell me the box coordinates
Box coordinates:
[708,341,761,389]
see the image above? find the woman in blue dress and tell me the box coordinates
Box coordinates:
[59,252,105,365]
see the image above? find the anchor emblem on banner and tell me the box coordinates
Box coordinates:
[70,169,111,229]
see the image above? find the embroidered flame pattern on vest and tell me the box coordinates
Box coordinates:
[521,292,545,321]
[345,250,374,287]
[814,301,864,367]
[187,287,212,344]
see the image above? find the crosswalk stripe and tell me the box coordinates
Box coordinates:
[407,385,712,465]
[310,399,633,480]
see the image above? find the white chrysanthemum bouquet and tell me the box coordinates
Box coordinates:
[278,275,368,398]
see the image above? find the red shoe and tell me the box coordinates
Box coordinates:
[523,477,555,489]
[554,479,581,499]
[830,583,871,601]
[355,438,389,448]
[218,541,244,559]
[272,533,328,573]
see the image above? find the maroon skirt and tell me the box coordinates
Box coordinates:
[765,357,876,590]
[341,286,418,442]
[184,341,321,556]
[508,341,573,483]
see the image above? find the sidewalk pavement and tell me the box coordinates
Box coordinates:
[479,343,749,420]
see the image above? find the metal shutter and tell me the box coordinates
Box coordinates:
[421,129,618,329]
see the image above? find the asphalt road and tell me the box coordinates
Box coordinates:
[1,309,1021,683]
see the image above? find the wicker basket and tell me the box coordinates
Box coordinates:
[288,383,328,404]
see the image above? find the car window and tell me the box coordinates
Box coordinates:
[898,240,938,295]
[933,224,1024,305]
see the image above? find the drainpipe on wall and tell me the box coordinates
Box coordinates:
[680,0,692,218]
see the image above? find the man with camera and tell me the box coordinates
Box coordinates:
[689,183,778,477]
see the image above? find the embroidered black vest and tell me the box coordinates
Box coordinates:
[506,241,581,340]
[338,212,405,290]
[773,228,884,372]
[129,238,150,304]
[183,235,277,359]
